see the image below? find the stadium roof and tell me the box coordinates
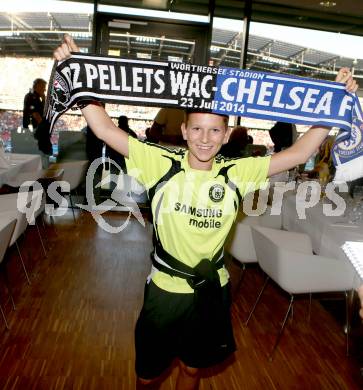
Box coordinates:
[0,0,362,81]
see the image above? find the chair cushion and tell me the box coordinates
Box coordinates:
[253,226,312,254]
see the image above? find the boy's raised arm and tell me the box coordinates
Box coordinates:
[268,67,358,177]
[53,34,129,158]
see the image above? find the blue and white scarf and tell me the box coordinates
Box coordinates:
[45,52,363,181]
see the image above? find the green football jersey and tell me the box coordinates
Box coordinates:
[126,137,270,293]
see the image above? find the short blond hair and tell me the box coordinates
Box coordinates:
[184,109,229,127]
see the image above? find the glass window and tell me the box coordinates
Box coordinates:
[248,22,363,82]
[210,19,363,139]
[210,17,244,68]
[0,0,94,143]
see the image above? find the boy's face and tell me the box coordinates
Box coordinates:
[181,113,230,170]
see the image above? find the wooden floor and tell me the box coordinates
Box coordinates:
[0,210,362,389]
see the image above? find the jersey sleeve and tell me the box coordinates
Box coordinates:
[228,156,271,196]
[125,136,174,189]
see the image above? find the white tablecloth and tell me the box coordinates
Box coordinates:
[0,153,42,187]
[320,223,363,288]
[320,223,363,259]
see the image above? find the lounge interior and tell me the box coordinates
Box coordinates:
[0,1,363,389]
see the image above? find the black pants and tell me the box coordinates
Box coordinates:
[135,280,236,380]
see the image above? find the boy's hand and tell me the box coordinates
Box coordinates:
[335,67,358,93]
[53,34,80,61]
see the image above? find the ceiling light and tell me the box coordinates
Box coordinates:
[319,1,337,7]
[98,4,209,23]
[143,0,168,7]
[111,33,193,46]
[0,0,93,14]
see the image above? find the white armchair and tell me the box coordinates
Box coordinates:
[225,206,282,289]
[0,217,17,329]
[0,205,31,285]
[49,160,89,220]
[11,129,39,154]
[248,226,354,360]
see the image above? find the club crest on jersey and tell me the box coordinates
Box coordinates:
[209,184,225,202]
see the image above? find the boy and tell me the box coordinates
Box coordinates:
[54,35,357,390]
